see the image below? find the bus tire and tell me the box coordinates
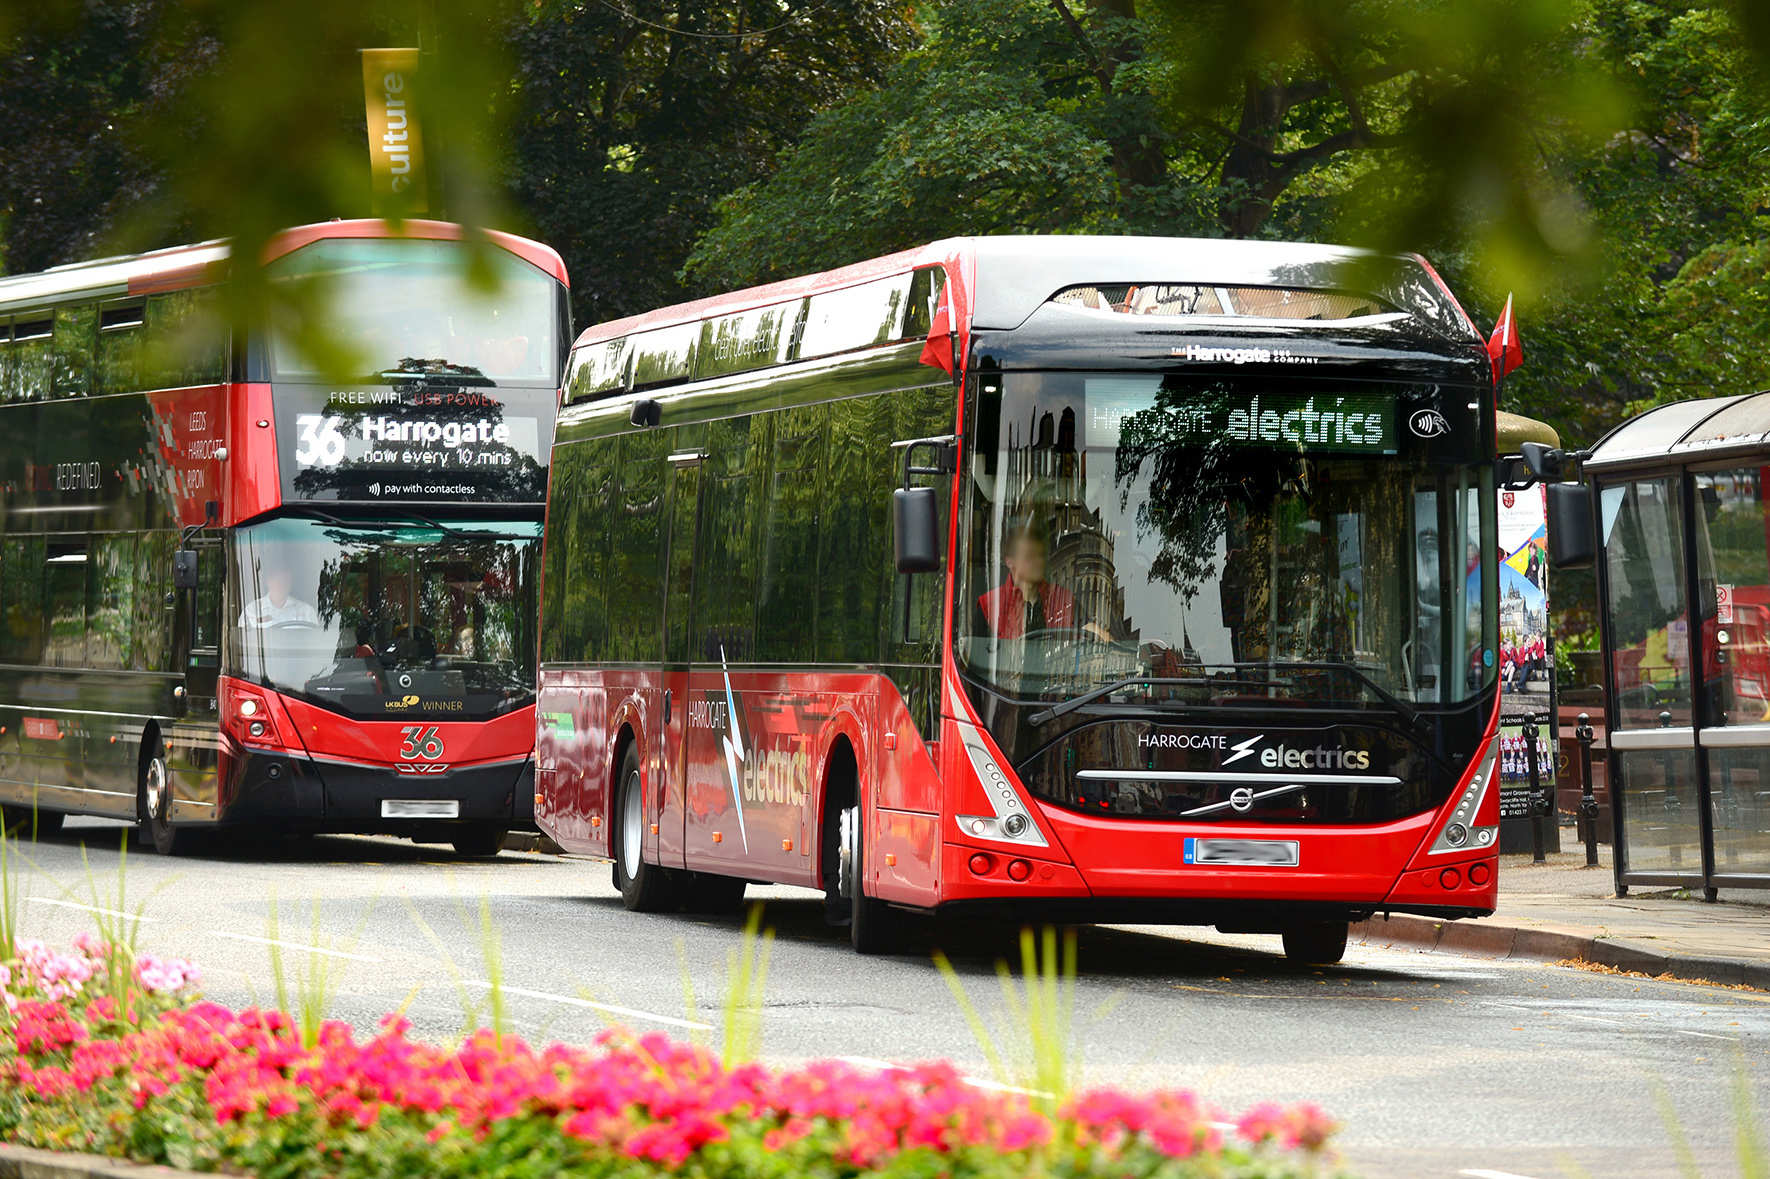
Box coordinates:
[678,873,745,914]
[0,805,63,840]
[612,745,676,912]
[451,826,507,858]
[139,737,196,857]
[843,803,902,955]
[1281,920,1349,966]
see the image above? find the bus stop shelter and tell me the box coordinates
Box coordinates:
[1572,393,1770,899]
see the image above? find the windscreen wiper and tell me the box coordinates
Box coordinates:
[379,358,493,386]
[1255,660,1424,730]
[377,509,533,545]
[285,506,531,545]
[1027,677,1215,726]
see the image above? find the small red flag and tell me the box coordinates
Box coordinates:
[920,285,954,375]
[1486,294,1522,382]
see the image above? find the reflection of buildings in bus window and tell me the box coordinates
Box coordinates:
[1002,411,1130,648]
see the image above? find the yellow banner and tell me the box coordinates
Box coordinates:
[361,48,428,214]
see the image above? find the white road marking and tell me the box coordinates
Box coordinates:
[468,982,712,1031]
[1563,1011,1737,1041]
[28,897,159,922]
[1461,1169,1545,1179]
[206,931,381,962]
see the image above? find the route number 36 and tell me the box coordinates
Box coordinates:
[294,414,347,467]
[399,725,445,760]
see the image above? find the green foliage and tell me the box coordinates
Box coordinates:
[0,823,20,963]
[934,925,1081,1109]
[686,0,1183,290]
[264,897,343,1051]
[504,0,910,324]
[720,903,774,1064]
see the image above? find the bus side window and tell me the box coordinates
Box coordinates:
[97,304,146,396]
[756,404,827,663]
[90,533,136,670]
[0,321,14,401]
[43,542,89,667]
[557,438,617,664]
[145,290,226,390]
[12,318,53,402]
[134,532,174,672]
[692,415,758,662]
[0,536,45,664]
[820,393,894,662]
[52,305,96,399]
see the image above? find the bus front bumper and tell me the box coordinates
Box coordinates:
[219,750,535,835]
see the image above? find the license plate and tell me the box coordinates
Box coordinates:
[1184,837,1299,867]
[381,799,460,819]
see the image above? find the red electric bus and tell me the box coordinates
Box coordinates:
[0,220,567,856]
[536,236,1501,958]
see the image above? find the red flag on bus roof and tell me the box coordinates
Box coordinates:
[1487,294,1522,382]
[920,284,954,375]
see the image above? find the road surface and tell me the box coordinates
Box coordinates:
[13,818,1768,1179]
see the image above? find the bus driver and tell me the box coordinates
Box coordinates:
[974,520,1110,642]
[240,562,320,628]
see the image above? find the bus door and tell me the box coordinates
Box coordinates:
[163,533,224,823]
[656,433,705,872]
[172,536,224,711]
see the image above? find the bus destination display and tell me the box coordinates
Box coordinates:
[275,385,550,503]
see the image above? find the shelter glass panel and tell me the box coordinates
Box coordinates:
[1601,477,1693,727]
[1703,747,1770,877]
[1691,467,1770,726]
[1616,748,1703,879]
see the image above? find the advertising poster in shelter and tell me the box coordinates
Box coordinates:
[1498,484,1551,718]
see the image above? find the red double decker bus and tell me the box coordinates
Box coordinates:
[0,220,567,856]
[536,236,1501,958]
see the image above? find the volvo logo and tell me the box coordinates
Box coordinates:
[1408,409,1451,439]
[1229,787,1255,813]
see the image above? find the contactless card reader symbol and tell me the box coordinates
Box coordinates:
[1409,409,1451,438]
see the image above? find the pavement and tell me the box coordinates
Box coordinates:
[1355,841,1770,990]
[10,817,1770,1179]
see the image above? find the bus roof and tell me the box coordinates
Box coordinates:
[0,219,567,315]
[571,234,1479,350]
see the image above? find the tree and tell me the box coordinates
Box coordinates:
[502,0,911,326]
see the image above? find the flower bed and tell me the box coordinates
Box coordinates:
[1,935,1342,1177]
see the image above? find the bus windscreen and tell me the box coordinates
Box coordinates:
[266,237,559,386]
[957,372,1496,721]
[230,515,540,720]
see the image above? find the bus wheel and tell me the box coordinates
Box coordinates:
[678,873,745,914]
[612,746,676,912]
[842,804,902,955]
[451,826,507,858]
[139,739,195,857]
[1281,921,1349,966]
[0,805,63,839]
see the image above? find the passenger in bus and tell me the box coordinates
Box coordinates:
[239,564,320,628]
[974,521,1110,641]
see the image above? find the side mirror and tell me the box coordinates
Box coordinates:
[630,398,662,428]
[893,486,941,573]
[1496,455,1532,488]
[1546,483,1595,568]
[172,549,200,589]
[1520,442,1565,483]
